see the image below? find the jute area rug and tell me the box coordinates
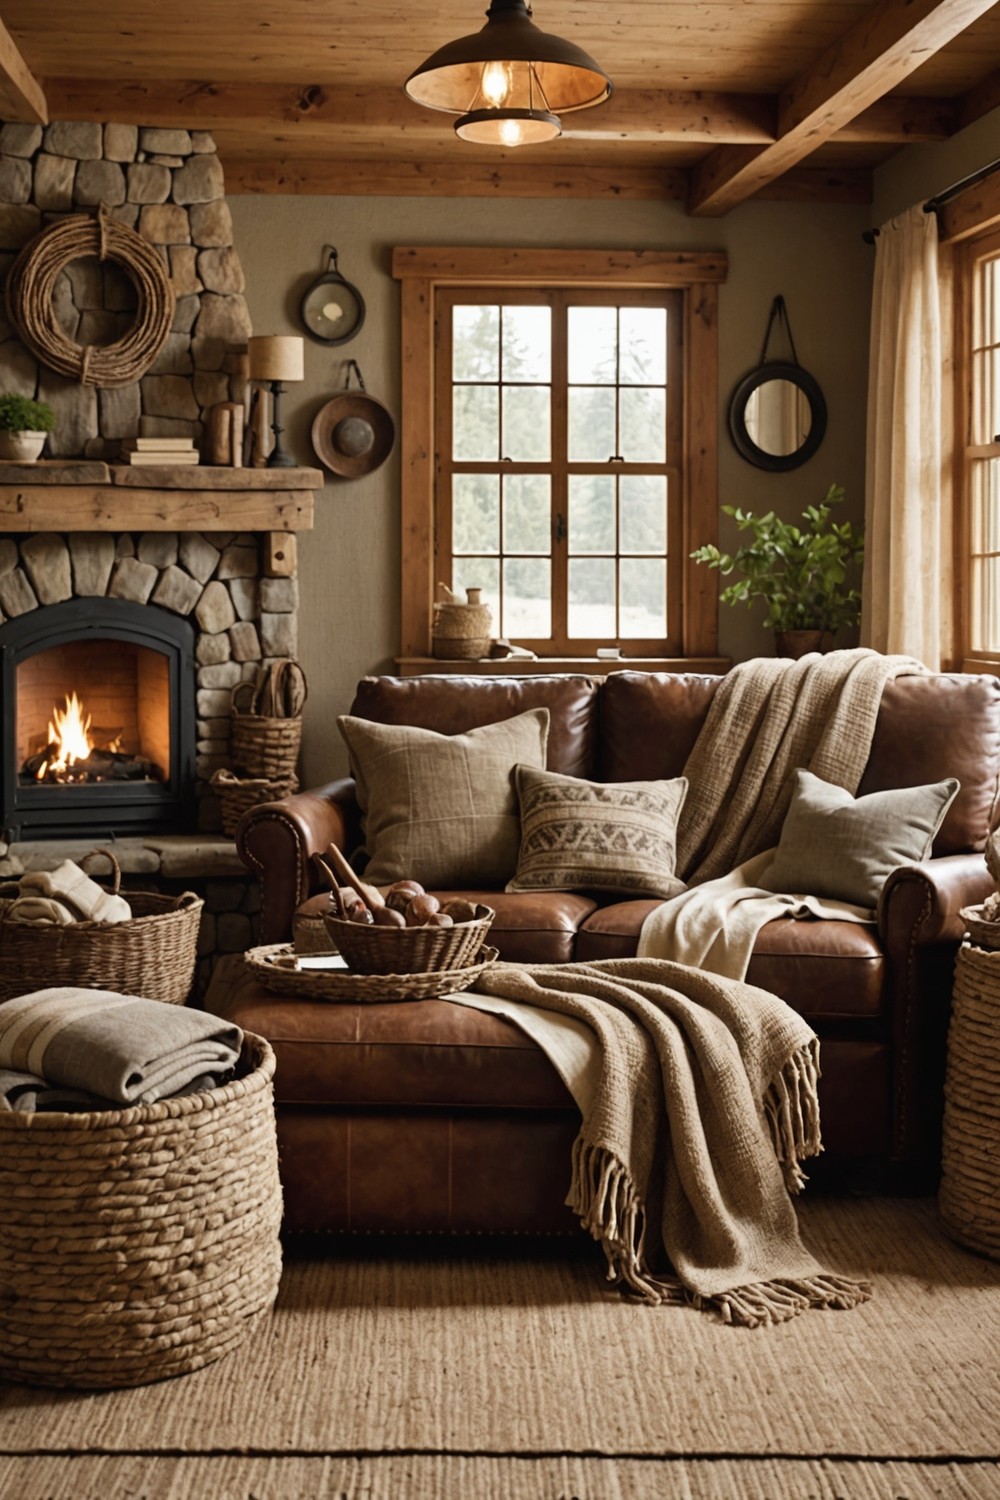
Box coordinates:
[1,1196,998,1500]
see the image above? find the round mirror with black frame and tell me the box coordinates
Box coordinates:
[299,246,366,346]
[728,361,827,473]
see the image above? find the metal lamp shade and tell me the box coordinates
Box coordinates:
[405,0,612,133]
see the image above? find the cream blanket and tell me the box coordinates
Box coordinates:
[0,987,242,1106]
[639,648,922,976]
[455,958,871,1326]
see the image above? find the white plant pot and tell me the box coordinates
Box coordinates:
[0,430,47,462]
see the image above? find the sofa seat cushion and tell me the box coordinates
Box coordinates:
[428,888,599,965]
[210,979,577,1113]
[574,902,885,1022]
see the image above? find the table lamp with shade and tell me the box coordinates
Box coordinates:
[247,335,304,468]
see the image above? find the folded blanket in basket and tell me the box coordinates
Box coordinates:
[0,1065,228,1113]
[18,860,132,924]
[0,988,243,1105]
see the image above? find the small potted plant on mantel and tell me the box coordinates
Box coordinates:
[0,392,56,463]
[691,483,864,658]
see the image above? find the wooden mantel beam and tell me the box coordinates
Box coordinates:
[689,0,998,216]
[41,76,955,149]
[0,17,47,124]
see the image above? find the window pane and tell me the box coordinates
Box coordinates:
[452,474,499,553]
[620,475,667,553]
[503,557,551,638]
[569,474,616,553]
[453,385,498,460]
[971,556,1000,653]
[619,306,667,384]
[503,475,550,553]
[620,558,666,637]
[452,557,499,628]
[620,386,666,462]
[453,305,499,382]
[568,386,615,461]
[568,305,617,384]
[502,306,551,381]
[974,256,1000,351]
[568,557,616,638]
[502,384,550,460]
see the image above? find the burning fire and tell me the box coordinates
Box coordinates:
[35,693,121,780]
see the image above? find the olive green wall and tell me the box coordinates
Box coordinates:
[228,192,873,786]
[872,105,1000,227]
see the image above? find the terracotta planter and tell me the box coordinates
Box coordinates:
[0,430,47,462]
[774,629,835,660]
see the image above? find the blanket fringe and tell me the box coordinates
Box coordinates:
[763,1037,823,1193]
[568,1137,685,1305]
[690,1273,873,1328]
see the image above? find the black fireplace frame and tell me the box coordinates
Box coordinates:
[1,597,197,840]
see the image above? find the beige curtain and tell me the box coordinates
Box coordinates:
[862,204,953,669]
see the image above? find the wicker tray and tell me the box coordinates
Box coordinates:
[323,904,495,975]
[245,942,499,1002]
[960,905,1000,951]
[0,849,203,1006]
[0,1033,282,1388]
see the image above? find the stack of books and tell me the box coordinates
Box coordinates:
[120,437,200,467]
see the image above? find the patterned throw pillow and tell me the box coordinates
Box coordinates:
[337,708,550,887]
[762,768,960,908]
[506,765,689,899]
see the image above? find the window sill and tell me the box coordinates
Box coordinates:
[395,655,731,678]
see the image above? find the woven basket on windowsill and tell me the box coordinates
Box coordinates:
[0,848,202,1006]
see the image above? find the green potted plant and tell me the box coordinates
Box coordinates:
[691,483,864,658]
[0,392,56,463]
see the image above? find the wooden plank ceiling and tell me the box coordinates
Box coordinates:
[1,0,1000,209]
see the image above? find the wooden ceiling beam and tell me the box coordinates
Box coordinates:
[957,66,1000,129]
[41,75,954,148]
[689,0,998,216]
[0,16,47,124]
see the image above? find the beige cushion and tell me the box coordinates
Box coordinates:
[506,764,688,899]
[762,768,961,908]
[337,708,550,887]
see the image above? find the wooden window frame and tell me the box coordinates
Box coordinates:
[392,246,728,671]
[954,224,1000,674]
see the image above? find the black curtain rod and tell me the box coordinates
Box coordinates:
[862,154,1000,243]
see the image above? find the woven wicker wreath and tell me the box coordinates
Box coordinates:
[5,204,175,388]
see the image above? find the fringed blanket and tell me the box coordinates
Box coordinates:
[675,647,924,885]
[455,958,871,1327]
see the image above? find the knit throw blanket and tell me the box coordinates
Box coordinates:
[457,958,872,1326]
[676,647,925,885]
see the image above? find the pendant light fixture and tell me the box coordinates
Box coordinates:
[404,0,613,149]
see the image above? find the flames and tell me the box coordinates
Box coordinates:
[34,693,121,781]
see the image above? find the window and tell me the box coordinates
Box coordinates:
[958,225,1000,668]
[393,248,728,666]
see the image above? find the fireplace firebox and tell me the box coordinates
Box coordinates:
[1,599,196,839]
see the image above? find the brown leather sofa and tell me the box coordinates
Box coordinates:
[214,669,1000,1234]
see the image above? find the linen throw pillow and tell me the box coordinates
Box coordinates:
[762,767,960,908]
[337,708,549,887]
[506,764,689,899]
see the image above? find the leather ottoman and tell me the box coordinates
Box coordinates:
[204,957,581,1236]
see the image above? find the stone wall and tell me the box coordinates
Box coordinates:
[0,529,298,832]
[0,120,251,457]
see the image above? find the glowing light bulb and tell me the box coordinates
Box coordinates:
[481,59,513,107]
[498,117,525,147]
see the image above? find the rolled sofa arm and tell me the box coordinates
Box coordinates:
[236,778,361,943]
[877,853,992,1174]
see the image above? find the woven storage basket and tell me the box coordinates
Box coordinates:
[959,904,1000,951]
[230,669,306,781]
[939,942,1000,1260]
[0,1033,283,1389]
[0,850,202,1006]
[323,904,494,975]
[212,767,299,837]
[431,589,492,661]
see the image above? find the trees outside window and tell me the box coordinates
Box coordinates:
[393,247,728,667]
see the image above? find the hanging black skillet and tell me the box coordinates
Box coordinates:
[300,245,366,345]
